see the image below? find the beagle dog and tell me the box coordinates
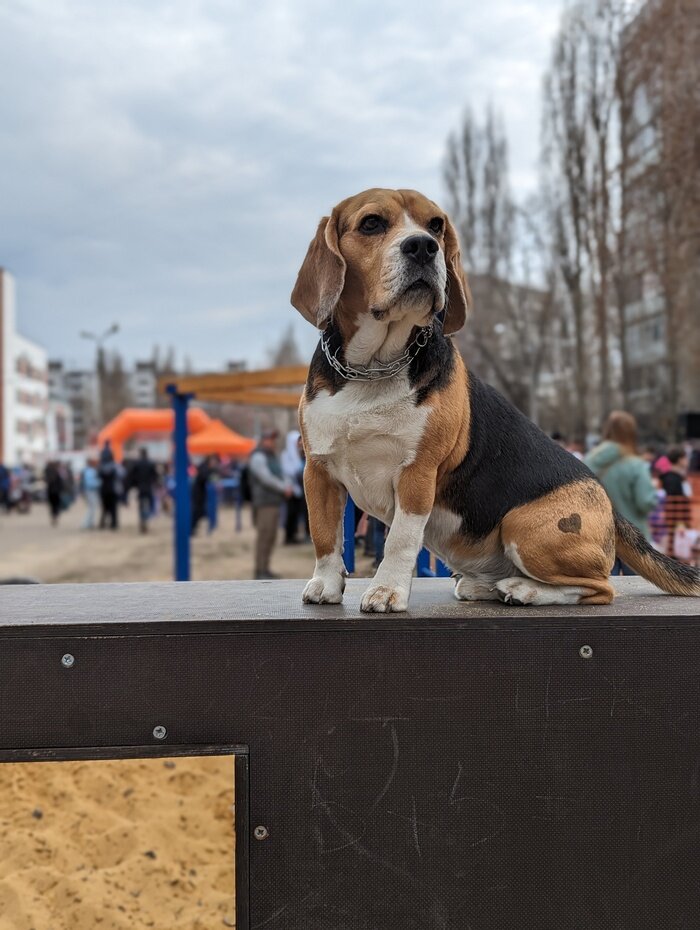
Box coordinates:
[291,188,699,612]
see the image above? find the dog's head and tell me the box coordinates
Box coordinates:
[291,188,470,336]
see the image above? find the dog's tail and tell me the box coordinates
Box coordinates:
[614,511,700,596]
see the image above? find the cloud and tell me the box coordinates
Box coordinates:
[0,0,563,370]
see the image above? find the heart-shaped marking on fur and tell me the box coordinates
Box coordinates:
[558,513,582,534]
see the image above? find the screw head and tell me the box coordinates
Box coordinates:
[61,654,75,668]
[253,825,269,841]
[579,645,594,660]
[152,725,167,740]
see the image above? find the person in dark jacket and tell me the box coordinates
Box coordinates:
[661,447,692,546]
[191,455,218,536]
[98,459,121,530]
[128,448,159,533]
[44,461,65,526]
[0,463,9,512]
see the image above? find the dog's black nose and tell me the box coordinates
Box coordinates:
[401,234,439,266]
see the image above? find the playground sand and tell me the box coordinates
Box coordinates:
[0,756,236,930]
[0,498,376,585]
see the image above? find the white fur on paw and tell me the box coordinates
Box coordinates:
[360,583,409,613]
[302,575,345,604]
[496,578,540,605]
[454,576,501,602]
[496,577,586,607]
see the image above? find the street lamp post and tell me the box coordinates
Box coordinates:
[80,323,119,429]
[80,323,120,351]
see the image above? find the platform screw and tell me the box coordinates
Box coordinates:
[152,725,168,740]
[61,654,75,668]
[579,645,593,660]
[254,825,269,841]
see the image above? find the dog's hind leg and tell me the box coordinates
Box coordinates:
[454,574,503,602]
[439,533,516,602]
[453,551,516,602]
[495,577,599,606]
[498,480,616,606]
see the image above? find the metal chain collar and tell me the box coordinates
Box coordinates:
[320,323,434,382]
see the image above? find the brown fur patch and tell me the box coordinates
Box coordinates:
[396,351,470,516]
[501,479,615,604]
[302,459,346,559]
[299,402,346,559]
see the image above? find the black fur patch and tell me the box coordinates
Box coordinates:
[305,321,347,401]
[559,513,582,534]
[438,372,595,539]
[614,511,700,593]
[408,327,455,405]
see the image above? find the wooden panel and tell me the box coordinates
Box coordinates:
[1,578,700,929]
[195,389,302,407]
[0,578,696,632]
[159,365,309,396]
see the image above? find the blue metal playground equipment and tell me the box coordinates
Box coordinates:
[169,388,450,581]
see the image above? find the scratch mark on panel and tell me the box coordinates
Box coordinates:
[251,890,315,929]
[449,762,463,806]
[369,723,400,813]
[411,795,422,859]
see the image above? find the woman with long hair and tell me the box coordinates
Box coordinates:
[585,411,659,575]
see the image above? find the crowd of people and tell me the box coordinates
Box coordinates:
[0,460,77,516]
[568,413,699,570]
[248,415,699,578]
[1,417,697,578]
[0,442,170,533]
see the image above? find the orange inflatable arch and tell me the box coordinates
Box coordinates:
[97,408,212,461]
[187,419,255,458]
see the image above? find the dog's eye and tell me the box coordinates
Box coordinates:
[359,214,386,235]
[428,217,444,234]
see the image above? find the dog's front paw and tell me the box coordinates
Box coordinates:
[302,574,345,605]
[360,583,409,613]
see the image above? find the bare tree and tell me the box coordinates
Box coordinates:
[542,6,593,443]
[151,344,179,408]
[99,349,133,423]
[583,0,623,419]
[268,324,304,368]
[444,107,557,425]
[543,0,700,440]
[621,0,700,433]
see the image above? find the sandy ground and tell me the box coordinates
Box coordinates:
[0,500,376,928]
[0,496,376,584]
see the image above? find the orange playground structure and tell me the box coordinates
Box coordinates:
[97,408,255,460]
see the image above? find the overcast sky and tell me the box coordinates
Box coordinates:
[0,0,563,371]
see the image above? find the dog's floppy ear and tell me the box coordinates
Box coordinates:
[442,217,471,335]
[291,209,346,328]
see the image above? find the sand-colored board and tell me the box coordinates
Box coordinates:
[0,756,235,929]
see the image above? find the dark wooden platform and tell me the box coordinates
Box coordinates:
[1,577,699,929]
[1,575,697,630]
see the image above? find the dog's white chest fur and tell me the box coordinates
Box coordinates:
[303,377,430,523]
